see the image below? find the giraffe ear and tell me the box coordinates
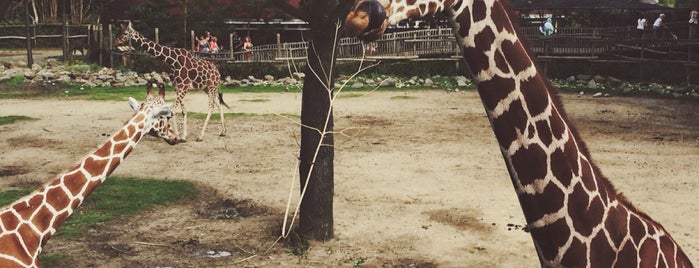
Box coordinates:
[151,105,173,119]
[128,97,140,111]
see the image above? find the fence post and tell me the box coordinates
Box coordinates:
[155,28,159,44]
[191,30,195,51]
[229,33,233,58]
[277,33,281,60]
[109,24,113,67]
[24,0,33,66]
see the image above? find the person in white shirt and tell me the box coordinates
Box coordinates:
[636,15,647,38]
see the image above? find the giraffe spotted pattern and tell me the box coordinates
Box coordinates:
[113,22,228,142]
[345,0,693,266]
[0,84,177,268]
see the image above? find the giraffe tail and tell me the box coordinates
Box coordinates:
[218,93,230,109]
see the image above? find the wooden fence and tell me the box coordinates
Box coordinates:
[190,26,691,63]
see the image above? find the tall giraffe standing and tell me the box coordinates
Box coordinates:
[113,22,229,142]
[0,84,178,267]
[345,1,693,267]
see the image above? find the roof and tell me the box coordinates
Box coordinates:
[511,0,668,10]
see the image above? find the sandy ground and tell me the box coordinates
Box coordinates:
[0,89,697,267]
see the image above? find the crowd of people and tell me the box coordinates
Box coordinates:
[194,30,254,60]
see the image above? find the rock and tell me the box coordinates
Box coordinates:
[23,71,36,80]
[264,75,274,81]
[607,76,623,86]
[593,75,606,83]
[456,76,469,87]
[586,79,597,88]
[593,92,603,97]
[423,78,434,87]
[351,82,365,88]
[292,72,305,79]
[576,74,591,81]
[379,78,396,87]
[566,76,576,82]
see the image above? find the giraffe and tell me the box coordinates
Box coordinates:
[0,83,178,267]
[112,22,229,142]
[345,1,693,267]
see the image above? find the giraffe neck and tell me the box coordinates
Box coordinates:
[127,29,180,66]
[0,111,149,267]
[440,0,691,266]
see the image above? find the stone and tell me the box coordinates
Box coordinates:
[264,75,274,81]
[351,82,365,88]
[456,76,469,87]
[423,78,434,87]
[586,79,597,88]
[593,92,603,97]
[379,78,396,87]
[576,74,591,81]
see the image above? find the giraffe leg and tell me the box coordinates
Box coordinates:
[196,90,217,141]
[174,88,188,142]
[218,94,227,137]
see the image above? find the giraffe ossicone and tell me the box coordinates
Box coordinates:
[113,22,229,142]
[0,83,178,267]
[345,0,693,267]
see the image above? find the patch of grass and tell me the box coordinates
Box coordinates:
[187,112,255,120]
[337,93,364,98]
[221,85,300,93]
[58,85,151,101]
[0,188,34,206]
[239,98,270,103]
[0,177,197,239]
[390,95,417,100]
[187,112,300,120]
[39,253,70,267]
[0,75,25,86]
[54,177,196,238]
[0,115,35,126]
[63,64,101,73]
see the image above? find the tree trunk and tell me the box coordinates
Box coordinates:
[297,0,343,241]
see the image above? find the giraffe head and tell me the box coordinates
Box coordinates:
[112,21,137,47]
[128,82,179,145]
[345,0,456,41]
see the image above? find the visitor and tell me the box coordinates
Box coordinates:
[232,31,243,59]
[539,17,554,36]
[653,13,666,38]
[689,9,698,38]
[209,36,220,53]
[197,35,209,53]
[636,15,647,39]
[243,36,253,60]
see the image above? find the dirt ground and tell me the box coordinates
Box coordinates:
[0,88,697,267]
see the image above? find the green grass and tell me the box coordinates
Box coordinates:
[58,85,153,101]
[39,253,69,267]
[0,177,197,239]
[0,188,33,205]
[390,95,417,100]
[0,115,35,125]
[4,75,24,86]
[56,177,196,238]
[187,111,300,120]
[336,93,364,98]
[239,98,270,103]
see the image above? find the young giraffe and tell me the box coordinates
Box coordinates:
[346,1,693,267]
[0,83,178,267]
[113,22,229,142]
